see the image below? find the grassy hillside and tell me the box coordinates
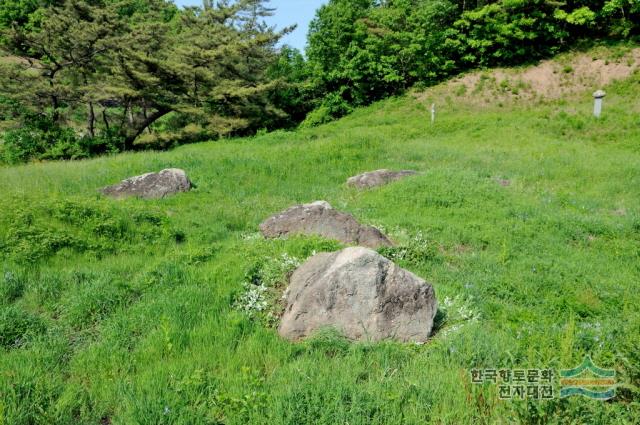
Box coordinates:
[1,45,640,424]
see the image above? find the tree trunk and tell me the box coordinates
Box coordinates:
[87,102,95,138]
[128,103,134,125]
[51,94,60,122]
[120,100,129,128]
[102,108,110,131]
[48,67,61,122]
[123,107,171,150]
[142,100,152,134]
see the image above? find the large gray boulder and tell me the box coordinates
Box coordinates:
[101,168,191,199]
[279,247,438,342]
[259,201,392,249]
[347,169,417,189]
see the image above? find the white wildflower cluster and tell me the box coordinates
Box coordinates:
[440,324,464,338]
[439,295,480,338]
[234,282,269,316]
[234,252,301,319]
[260,253,301,287]
[578,321,604,347]
[386,227,425,243]
[413,230,427,243]
[384,247,406,261]
[279,253,301,269]
[579,321,602,332]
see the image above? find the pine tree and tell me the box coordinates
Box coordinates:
[1,0,120,129]
[0,0,288,151]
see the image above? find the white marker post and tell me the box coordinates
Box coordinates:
[593,90,606,119]
[431,103,436,125]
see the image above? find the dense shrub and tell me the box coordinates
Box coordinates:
[0,112,126,164]
[0,118,76,164]
[266,46,317,129]
[445,0,571,68]
[301,93,353,128]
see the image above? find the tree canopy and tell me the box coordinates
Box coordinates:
[0,0,289,162]
[0,0,638,163]
[303,0,639,123]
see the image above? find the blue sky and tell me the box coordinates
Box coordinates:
[174,0,327,51]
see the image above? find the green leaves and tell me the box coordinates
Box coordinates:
[306,0,459,122]
[1,0,639,162]
[0,0,40,30]
[0,0,286,161]
[303,0,639,125]
[447,0,570,67]
[554,6,597,26]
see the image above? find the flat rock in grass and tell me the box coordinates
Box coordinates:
[347,169,417,189]
[101,168,191,199]
[259,201,392,249]
[279,247,438,342]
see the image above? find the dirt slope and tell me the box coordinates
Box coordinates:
[416,45,640,105]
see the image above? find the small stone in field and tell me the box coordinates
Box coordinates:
[259,201,392,249]
[347,169,417,189]
[101,168,191,199]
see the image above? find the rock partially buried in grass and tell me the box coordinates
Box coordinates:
[347,169,417,189]
[101,168,192,199]
[259,201,392,249]
[279,247,438,342]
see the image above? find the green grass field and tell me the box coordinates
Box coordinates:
[1,47,639,424]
